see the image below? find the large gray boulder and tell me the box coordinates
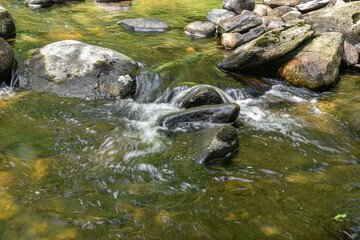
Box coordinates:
[0,6,15,39]
[277,32,344,90]
[0,38,15,85]
[159,103,240,130]
[172,125,239,164]
[218,11,262,33]
[218,22,315,72]
[223,0,255,15]
[303,2,360,45]
[206,9,236,25]
[119,18,170,33]
[21,40,139,99]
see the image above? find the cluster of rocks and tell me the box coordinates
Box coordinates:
[159,85,240,164]
[207,0,360,90]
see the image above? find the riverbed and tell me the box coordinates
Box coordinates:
[0,0,360,239]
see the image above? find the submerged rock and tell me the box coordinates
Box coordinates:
[21,40,138,99]
[296,0,329,12]
[94,0,131,11]
[184,21,216,38]
[206,9,236,25]
[218,11,262,33]
[264,0,300,8]
[171,85,226,108]
[218,22,315,72]
[174,125,239,164]
[0,6,16,39]
[159,103,240,130]
[343,41,359,66]
[0,38,15,85]
[119,18,170,33]
[223,0,255,15]
[25,0,83,9]
[303,2,360,44]
[278,32,344,90]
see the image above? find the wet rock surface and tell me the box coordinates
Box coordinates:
[21,40,139,99]
[223,0,255,14]
[218,11,262,33]
[0,38,15,85]
[172,85,226,108]
[173,125,239,164]
[206,9,236,24]
[278,32,344,90]
[184,21,216,38]
[0,6,16,39]
[119,18,170,33]
[296,0,329,12]
[218,22,315,72]
[159,103,240,130]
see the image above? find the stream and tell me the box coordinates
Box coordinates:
[1,0,360,239]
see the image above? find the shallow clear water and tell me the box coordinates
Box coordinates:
[0,0,360,239]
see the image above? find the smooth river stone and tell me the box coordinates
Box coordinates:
[218,11,262,33]
[223,0,255,14]
[296,0,329,12]
[0,5,16,39]
[264,0,300,8]
[119,18,170,33]
[206,9,236,25]
[184,21,216,38]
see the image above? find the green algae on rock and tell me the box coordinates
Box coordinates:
[218,22,315,72]
[277,32,344,90]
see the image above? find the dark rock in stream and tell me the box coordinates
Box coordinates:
[0,37,15,85]
[218,21,315,72]
[25,0,83,9]
[184,21,216,38]
[302,2,360,45]
[0,6,16,39]
[172,85,225,108]
[119,18,170,33]
[172,125,239,164]
[278,32,344,90]
[159,103,240,130]
[21,40,139,99]
[223,0,255,15]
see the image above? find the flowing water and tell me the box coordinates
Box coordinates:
[0,0,360,239]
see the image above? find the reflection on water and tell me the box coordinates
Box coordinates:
[0,0,360,239]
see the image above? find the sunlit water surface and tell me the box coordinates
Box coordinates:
[0,0,360,239]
